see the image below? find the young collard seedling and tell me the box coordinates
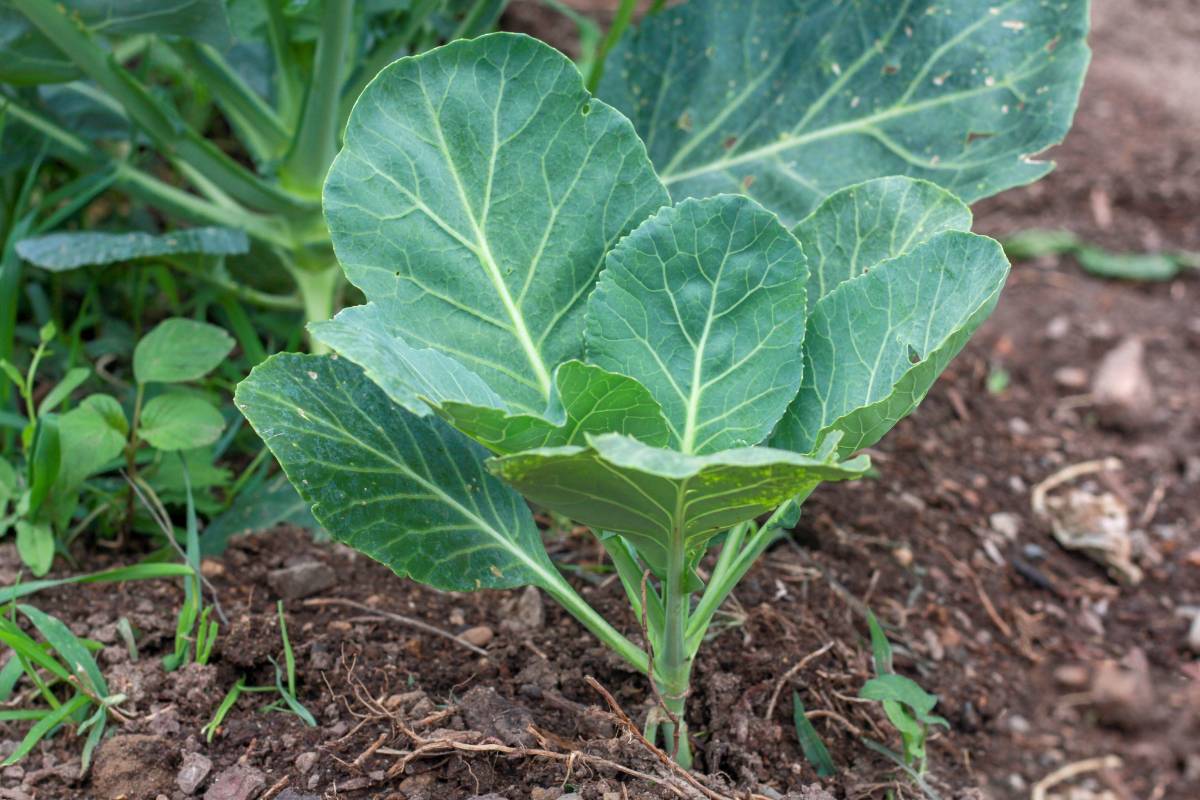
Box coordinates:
[237,0,1089,768]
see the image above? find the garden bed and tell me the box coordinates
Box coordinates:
[1,0,1197,798]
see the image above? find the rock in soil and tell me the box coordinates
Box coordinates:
[267,561,336,601]
[275,791,319,800]
[1091,336,1155,429]
[176,751,213,795]
[1089,649,1157,730]
[460,685,536,746]
[91,735,177,800]
[203,764,266,800]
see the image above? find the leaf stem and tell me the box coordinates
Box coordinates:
[598,533,664,639]
[282,0,354,196]
[538,570,649,675]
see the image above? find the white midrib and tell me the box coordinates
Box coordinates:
[421,85,554,401]
[680,253,730,454]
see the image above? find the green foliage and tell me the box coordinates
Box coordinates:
[793,691,836,777]
[238,17,1087,766]
[861,611,949,774]
[16,228,248,272]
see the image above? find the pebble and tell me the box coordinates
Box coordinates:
[176,752,212,795]
[1053,366,1089,389]
[295,752,318,775]
[1091,336,1155,430]
[1023,543,1046,560]
[460,625,495,647]
[989,512,1021,540]
[267,562,337,601]
[204,765,265,800]
[1005,714,1031,734]
[892,546,914,567]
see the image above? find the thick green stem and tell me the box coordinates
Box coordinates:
[599,533,664,639]
[289,263,341,336]
[656,521,693,768]
[540,571,649,675]
[282,0,354,196]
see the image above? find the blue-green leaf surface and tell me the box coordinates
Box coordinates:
[489,433,868,571]
[323,33,669,414]
[438,360,671,455]
[794,177,971,311]
[16,227,248,271]
[772,231,1009,457]
[586,195,807,454]
[599,0,1090,224]
[235,353,557,592]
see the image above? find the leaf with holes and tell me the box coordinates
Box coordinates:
[599,0,1090,225]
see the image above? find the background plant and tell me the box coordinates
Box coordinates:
[237,0,1089,769]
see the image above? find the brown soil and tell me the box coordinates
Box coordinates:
[3,1,1199,798]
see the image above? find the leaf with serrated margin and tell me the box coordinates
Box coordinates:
[772,231,1009,458]
[234,353,557,592]
[309,303,504,417]
[439,360,671,455]
[794,177,971,312]
[324,33,669,414]
[586,195,807,455]
[489,433,868,573]
[599,0,1090,225]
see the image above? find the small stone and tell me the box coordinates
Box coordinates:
[1023,543,1046,560]
[1053,366,1089,389]
[1005,714,1031,734]
[1045,316,1070,339]
[892,546,914,567]
[514,586,545,630]
[200,559,225,578]
[2,765,24,780]
[1091,337,1155,430]
[1089,650,1155,729]
[176,752,213,795]
[1008,417,1032,436]
[460,625,494,647]
[267,562,337,601]
[1053,664,1091,689]
[989,512,1021,540]
[204,765,266,800]
[295,751,318,775]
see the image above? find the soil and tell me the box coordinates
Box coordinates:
[3,1,1199,799]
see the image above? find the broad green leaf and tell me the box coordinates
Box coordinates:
[860,674,939,717]
[489,433,868,573]
[599,0,1090,224]
[794,177,971,311]
[15,520,54,576]
[234,353,560,592]
[0,459,16,507]
[36,366,89,415]
[134,318,235,384]
[323,32,669,414]
[438,360,671,455]
[138,394,225,451]
[309,303,503,417]
[16,227,249,272]
[55,394,127,489]
[27,416,60,516]
[773,231,1009,458]
[586,195,807,454]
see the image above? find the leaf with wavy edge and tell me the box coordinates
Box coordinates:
[234,353,558,592]
[439,360,671,455]
[489,433,868,573]
[324,32,669,414]
[794,177,971,312]
[586,195,807,455]
[772,230,1009,458]
[309,303,503,417]
[600,0,1090,225]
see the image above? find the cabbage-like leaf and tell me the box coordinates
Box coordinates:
[234,353,558,592]
[309,303,503,417]
[324,33,669,414]
[489,433,868,573]
[773,231,1009,457]
[794,177,971,311]
[586,195,807,454]
[600,0,1090,224]
[16,227,249,272]
[438,360,671,455]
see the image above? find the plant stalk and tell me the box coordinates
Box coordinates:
[656,519,693,768]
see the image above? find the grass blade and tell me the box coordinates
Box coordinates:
[792,691,836,777]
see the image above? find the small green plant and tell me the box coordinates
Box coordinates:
[202,601,314,742]
[236,1,1089,769]
[861,612,949,776]
[0,562,194,772]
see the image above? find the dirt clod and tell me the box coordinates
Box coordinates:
[91,735,176,800]
[268,562,337,601]
[460,685,536,747]
[203,764,266,800]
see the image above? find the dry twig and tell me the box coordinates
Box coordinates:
[1032,755,1122,800]
[302,597,489,656]
[763,640,834,720]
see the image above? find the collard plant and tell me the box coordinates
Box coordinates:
[238,0,1088,768]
